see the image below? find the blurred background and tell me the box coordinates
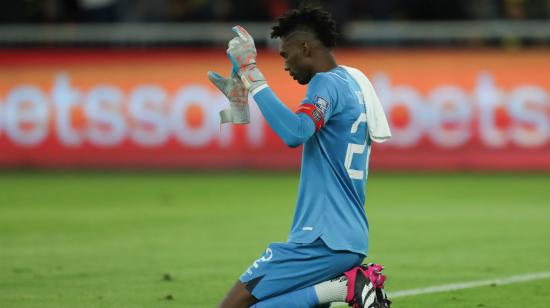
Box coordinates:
[1,0,550,47]
[5,0,550,23]
[0,0,549,170]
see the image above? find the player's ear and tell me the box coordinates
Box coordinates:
[301,41,311,57]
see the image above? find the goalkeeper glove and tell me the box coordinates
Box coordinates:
[207,70,249,124]
[226,25,267,95]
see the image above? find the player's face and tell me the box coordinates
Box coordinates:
[279,38,314,85]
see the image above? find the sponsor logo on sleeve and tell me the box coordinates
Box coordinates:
[312,108,323,122]
[315,97,329,114]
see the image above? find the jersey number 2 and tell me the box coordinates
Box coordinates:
[345,113,367,180]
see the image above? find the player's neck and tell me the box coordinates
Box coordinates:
[314,54,338,74]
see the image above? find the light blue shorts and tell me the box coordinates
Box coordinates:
[239,238,364,300]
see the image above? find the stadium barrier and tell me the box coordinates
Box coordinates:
[0,49,549,170]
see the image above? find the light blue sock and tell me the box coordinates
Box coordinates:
[251,286,319,308]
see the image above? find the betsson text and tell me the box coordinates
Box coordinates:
[0,72,548,149]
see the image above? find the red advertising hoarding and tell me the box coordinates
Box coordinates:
[0,49,549,170]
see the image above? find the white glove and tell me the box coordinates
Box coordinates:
[207,70,249,124]
[226,25,267,94]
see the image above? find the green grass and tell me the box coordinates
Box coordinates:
[1,171,549,307]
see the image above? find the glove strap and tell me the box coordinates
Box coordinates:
[219,108,233,124]
[219,103,250,124]
[239,65,267,95]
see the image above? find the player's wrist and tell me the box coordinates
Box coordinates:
[239,65,267,94]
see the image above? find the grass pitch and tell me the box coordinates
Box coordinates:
[1,171,549,307]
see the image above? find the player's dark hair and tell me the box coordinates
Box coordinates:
[271,6,338,48]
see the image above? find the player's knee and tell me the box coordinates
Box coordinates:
[219,281,256,308]
[218,295,255,308]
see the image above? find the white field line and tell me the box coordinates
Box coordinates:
[389,271,550,298]
[330,271,550,307]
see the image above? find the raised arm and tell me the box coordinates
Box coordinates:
[226,25,316,147]
[253,87,315,147]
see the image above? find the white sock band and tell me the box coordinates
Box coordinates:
[314,275,348,304]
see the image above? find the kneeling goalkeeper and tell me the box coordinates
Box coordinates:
[209,7,391,308]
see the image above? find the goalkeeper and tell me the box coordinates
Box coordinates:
[209,6,391,308]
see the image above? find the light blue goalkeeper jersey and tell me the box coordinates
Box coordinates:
[253,66,372,255]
